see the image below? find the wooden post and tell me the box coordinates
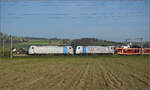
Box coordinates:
[10,35,13,59]
[121,48,123,54]
[140,38,143,56]
[3,39,4,56]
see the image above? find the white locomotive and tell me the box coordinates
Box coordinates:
[28,45,73,55]
[76,46,114,54]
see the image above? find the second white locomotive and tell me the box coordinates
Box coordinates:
[76,46,114,54]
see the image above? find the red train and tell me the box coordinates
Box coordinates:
[115,48,150,55]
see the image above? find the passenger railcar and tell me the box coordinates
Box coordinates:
[115,48,150,55]
[28,45,73,55]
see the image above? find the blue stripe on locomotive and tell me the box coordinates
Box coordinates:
[63,46,67,54]
[82,46,86,54]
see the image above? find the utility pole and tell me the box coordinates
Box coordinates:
[125,38,130,44]
[10,35,13,59]
[136,38,143,56]
[125,38,131,47]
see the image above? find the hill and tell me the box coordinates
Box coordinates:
[72,38,119,46]
[0,32,120,50]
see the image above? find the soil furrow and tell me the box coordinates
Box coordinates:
[72,62,89,89]
[46,65,75,88]
[106,71,123,88]
[25,62,73,88]
[130,74,149,86]
[95,60,109,88]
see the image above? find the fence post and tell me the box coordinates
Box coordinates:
[141,38,143,56]
[3,39,4,56]
[10,35,13,59]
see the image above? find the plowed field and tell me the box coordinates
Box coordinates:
[0,56,149,89]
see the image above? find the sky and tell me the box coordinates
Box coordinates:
[0,0,150,42]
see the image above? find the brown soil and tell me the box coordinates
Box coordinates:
[0,56,149,90]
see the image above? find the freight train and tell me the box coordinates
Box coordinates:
[27,45,150,55]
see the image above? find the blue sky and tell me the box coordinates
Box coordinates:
[1,0,150,41]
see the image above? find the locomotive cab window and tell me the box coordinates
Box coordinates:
[78,47,80,49]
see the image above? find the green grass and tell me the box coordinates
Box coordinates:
[0,55,149,60]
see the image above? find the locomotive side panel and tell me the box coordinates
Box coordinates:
[36,46,63,54]
[86,46,114,54]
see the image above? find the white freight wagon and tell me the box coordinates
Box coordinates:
[28,45,73,55]
[76,46,114,54]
